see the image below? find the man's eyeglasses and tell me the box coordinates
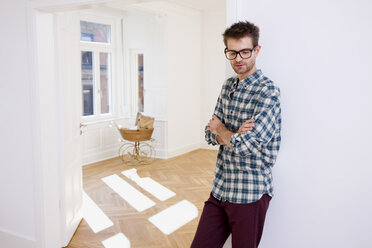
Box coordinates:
[224,46,257,60]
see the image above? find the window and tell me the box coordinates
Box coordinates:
[80,20,113,118]
[80,21,111,43]
[131,51,145,113]
[136,54,144,113]
[100,52,111,114]
[81,51,94,116]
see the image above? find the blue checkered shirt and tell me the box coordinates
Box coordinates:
[206,70,281,203]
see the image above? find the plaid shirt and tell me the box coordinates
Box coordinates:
[206,70,281,203]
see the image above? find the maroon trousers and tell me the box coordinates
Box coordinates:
[191,193,271,248]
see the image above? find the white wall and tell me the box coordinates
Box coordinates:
[165,5,203,157]
[122,2,227,157]
[122,10,167,119]
[0,0,37,247]
[122,10,169,158]
[127,1,206,158]
[234,0,372,247]
[200,10,226,149]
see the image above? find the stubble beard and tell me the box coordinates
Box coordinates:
[233,59,256,78]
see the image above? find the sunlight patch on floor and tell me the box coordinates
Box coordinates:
[148,200,198,235]
[82,191,114,233]
[101,174,156,212]
[102,233,131,248]
[122,169,176,201]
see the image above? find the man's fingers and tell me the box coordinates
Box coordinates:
[242,123,255,128]
[237,118,255,134]
[239,126,254,133]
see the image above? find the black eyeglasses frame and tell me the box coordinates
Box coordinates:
[224,46,257,60]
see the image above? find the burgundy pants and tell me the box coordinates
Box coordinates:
[191,193,271,248]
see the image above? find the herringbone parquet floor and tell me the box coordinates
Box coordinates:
[67,149,218,248]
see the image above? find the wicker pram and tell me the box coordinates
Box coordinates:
[112,119,155,165]
[119,128,154,142]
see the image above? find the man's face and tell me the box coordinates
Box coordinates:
[226,36,260,79]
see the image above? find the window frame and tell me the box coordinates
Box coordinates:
[130,49,145,114]
[79,15,117,122]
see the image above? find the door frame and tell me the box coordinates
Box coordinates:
[27,1,112,247]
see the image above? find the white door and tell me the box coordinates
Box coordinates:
[56,12,84,247]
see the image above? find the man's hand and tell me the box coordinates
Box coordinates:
[238,119,255,134]
[216,135,225,145]
[206,115,225,144]
[207,115,234,147]
[207,114,224,135]
[207,115,255,147]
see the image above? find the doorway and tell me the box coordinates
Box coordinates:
[30,0,226,247]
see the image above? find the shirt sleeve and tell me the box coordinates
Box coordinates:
[230,85,281,157]
[205,86,225,146]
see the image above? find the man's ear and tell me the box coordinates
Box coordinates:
[254,45,262,56]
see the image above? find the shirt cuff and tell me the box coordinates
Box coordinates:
[205,129,219,145]
[210,132,218,145]
[230,133,248,157]
[230,132,240,147]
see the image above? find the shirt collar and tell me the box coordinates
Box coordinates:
[236,69,263,88]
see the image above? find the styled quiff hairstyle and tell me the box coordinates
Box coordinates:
[222,21,260,48]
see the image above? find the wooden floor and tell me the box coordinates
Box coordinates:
[67,149,218,248]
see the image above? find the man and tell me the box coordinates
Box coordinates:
[191,21,281,248]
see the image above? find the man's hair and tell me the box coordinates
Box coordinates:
[222,21,260,48]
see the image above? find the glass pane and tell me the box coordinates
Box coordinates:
[81,51,94,116]
[100,53,111,114]
[137,54,144,113]
[80,21,111,43]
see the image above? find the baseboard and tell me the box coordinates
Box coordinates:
[62,207,83,247]
[82,142,218,165]
[154,148,167,159]
[166,142,202,159]
[82,147,119,166]
[200,142,219,150]
[83,147,168,165]
[0,229,36,248]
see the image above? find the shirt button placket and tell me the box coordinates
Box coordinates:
[222,177,226,202]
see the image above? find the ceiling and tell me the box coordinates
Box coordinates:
[107,0,225,12]
[164,0,225,11]
[37,0,225,14]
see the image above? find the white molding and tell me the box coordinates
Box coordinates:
[122,1,202,16]
[82,118,167,165]
[26,4,45,248]
[200,143,219,150]
[61,208,83,247]
[82,145,170,165]
[82,143,217,165]
[0,229,36,248]
[29,0,111,11]
[82,147,119,165]
[166,142,202,159]
[154,148,167,159]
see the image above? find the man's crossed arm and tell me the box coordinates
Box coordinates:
[208,114,254,147]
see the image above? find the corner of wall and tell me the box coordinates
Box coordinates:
[0,229,37,248]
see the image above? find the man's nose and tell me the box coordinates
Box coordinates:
[235,54,243,62]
